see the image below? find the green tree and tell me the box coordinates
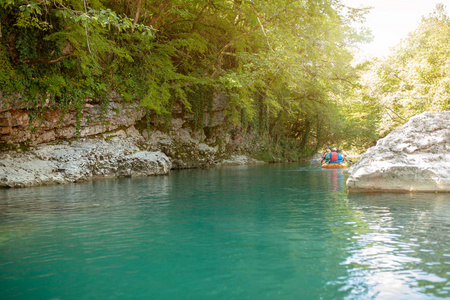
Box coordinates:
[350,4,450,138]
[1,0,371,158]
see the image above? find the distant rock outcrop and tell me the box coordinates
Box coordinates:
[347,111,450,193]
[219,155,265,166]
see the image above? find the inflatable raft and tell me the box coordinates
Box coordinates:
[321,162,348,169]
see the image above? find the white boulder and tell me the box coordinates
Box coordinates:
[347,111,450,193]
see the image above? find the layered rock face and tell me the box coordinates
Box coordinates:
[0,128,171,188]
[0,93,145,145]
[347,111,450,193]
[0,91,265,187]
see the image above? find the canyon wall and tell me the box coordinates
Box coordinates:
[0,92,264,187]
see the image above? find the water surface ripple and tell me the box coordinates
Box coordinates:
[0,163,449,299]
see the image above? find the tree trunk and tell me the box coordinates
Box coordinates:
[131,0,143,32]
[299,119,312,152]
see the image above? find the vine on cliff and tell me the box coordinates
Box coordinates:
[186,84,214,130]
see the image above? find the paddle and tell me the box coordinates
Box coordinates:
[310,159,321,165]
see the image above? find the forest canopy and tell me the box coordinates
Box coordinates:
[0,1,448,157]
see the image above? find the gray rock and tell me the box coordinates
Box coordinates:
[347,111,450,193]
[0,136,171,188]
[220,155,265,166]
[210,92,228,111]
[198,143,217,153]
[171,118,185,131]
[203,111,226,127]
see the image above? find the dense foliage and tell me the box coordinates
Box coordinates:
[1,1,447,157]
[348,4,450,139]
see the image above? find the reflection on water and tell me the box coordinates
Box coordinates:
[341,193,450,299]
[0,164,449,299]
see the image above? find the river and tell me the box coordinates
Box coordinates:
[0,163,449,299]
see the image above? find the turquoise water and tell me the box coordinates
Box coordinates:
[0,163,449,299]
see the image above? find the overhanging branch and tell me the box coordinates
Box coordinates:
[209,0,299,78]
[22,53,74,65]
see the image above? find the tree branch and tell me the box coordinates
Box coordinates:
[148,0,171,30]
[210,0,299,78]
[331,75,359,88]
[209,24,261,78]
[22,53,74,65]
[190,0,211,32]
[250,2,273,51]
[385,106,406,121]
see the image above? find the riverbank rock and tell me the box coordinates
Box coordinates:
[0,135,171,188]
[347,111,450,193]
[219,155,266,166]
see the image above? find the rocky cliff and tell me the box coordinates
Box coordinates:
[0,92,264,188]
[0,93,145,145]
[347,111,450,193]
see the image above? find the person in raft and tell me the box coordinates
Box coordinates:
[325,148,345,165]
[337,149,348,163]
[321,148,332,165]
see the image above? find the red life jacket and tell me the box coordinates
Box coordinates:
[330,152,338,163]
